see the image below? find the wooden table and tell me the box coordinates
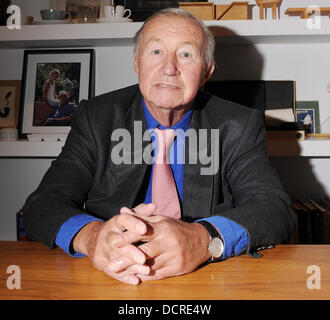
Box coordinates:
[0,241,329,300]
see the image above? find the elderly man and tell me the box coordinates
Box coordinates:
[23,8,296,285]
[44,90,77,126]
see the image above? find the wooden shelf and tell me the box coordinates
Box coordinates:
[1,19,330,49]
[1,138,330,158]
[285,7,330,19]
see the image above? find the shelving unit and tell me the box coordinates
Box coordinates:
[0,19,330,158]
[1,19,330,49]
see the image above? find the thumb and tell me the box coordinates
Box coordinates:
[121,203,157,217]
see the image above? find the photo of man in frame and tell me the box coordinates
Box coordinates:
[33,62,80,127]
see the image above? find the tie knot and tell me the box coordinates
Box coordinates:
[155,128,176,149]
[154,128,176,164]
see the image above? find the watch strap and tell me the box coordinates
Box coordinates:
[196,220,221,239]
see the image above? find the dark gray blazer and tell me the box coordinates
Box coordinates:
[23,84,296,255]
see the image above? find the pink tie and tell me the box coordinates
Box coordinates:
[152,128,181,219]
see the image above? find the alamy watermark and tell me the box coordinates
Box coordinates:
[2,264,324,292]
[306,5,321,30]
[110,121,220,175]
[306,265,321,290]
[6,265,21,290]
[6,5,22,30]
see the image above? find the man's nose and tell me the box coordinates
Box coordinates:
[160,54,179,76]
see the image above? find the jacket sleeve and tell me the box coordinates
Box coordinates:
[23,100,97,248]
[214,108,296,255]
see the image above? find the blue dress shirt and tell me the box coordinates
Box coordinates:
[55,100,249,260]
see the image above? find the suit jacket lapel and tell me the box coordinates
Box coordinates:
[112,90,152,207]
[182,91,214,221]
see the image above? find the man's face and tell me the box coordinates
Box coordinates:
[58,95,67,104]
[134,15,214,112]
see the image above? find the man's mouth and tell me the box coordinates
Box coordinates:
[156,83,180,89]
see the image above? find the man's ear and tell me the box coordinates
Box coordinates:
[200,62,215,87]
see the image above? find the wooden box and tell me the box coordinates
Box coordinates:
[215,1,249,20]
[179,2,215,20]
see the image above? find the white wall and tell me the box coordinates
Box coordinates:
[0,49,24,80]
[0,159,53,240]
[95,46,137,95]
[270,157,330,198]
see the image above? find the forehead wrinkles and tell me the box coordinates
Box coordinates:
[140,17,204,51]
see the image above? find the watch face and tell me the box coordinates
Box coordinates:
[209,237,223,259]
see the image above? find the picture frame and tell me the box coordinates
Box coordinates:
[295,101,320,133]
[19,49,94,137]
[0,80,21,128]
[66,0,101,21]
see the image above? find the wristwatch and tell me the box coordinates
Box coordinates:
[197,220,224,262]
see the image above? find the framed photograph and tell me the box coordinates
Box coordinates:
[19,49,94,136]
[296,101,320,133]
[67,0,100,21]
[0,80,21,128]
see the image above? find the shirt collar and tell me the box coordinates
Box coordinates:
[142,98,193,132]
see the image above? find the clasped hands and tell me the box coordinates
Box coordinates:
[74,203,211,285]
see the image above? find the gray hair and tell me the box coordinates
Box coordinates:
[133,8,215,70]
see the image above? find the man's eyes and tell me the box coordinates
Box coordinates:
[149,49,194,59]
[181,52,192,58]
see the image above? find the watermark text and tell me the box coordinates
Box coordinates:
[6,265,21,290]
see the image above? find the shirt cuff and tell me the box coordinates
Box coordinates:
[196,216,249,260]
[55,214,104,258]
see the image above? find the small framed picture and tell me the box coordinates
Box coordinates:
[295,101,320,133]
[0,80,21,128]
[66,0,100,21]
[19,49,94,136]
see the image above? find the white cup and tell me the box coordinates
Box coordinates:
[103,5,115,18]
[115,5,131,18]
